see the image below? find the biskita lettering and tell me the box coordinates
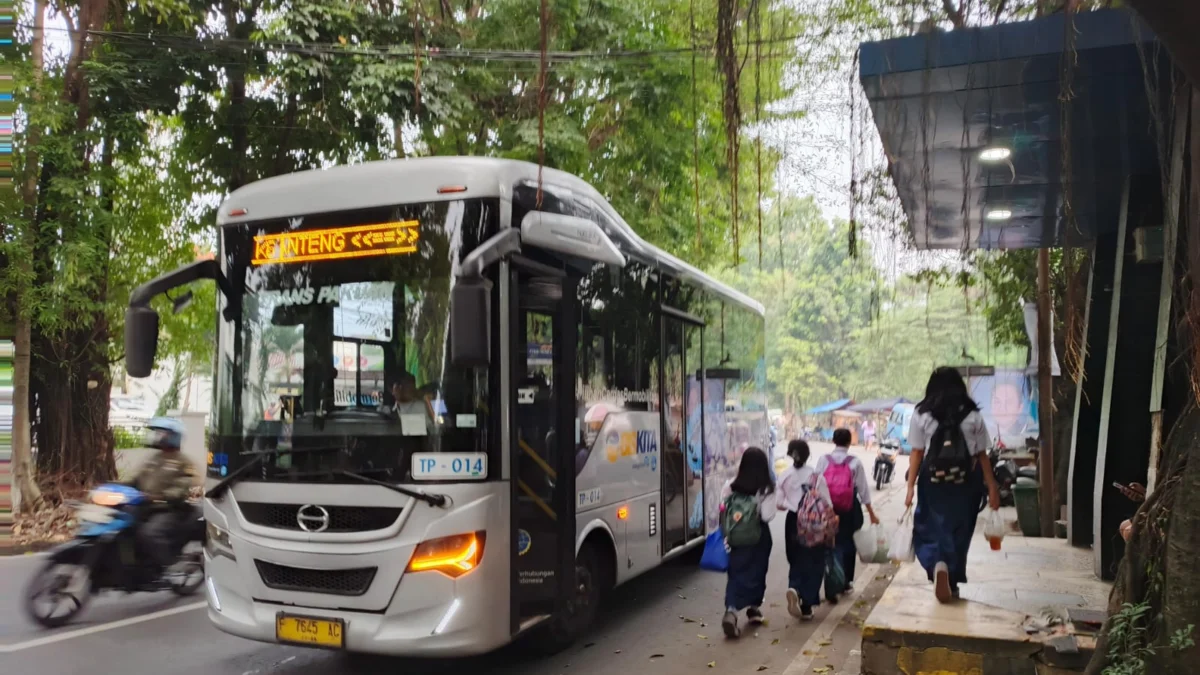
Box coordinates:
[579,385,653,405]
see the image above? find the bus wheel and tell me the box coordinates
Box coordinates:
[541,545,603,653]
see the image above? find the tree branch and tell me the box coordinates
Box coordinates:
[941,0,967,29]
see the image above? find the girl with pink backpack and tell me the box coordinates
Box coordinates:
[777,440,836,621]
[815,429,880,603]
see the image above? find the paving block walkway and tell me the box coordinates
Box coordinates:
[861,524,1111,674]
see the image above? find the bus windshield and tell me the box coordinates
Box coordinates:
[209,198,499,483]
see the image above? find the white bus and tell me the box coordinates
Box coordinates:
[123,157,768,657]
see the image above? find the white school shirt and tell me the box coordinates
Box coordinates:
[720,480,778,523]
[813,448,873,506]
[906,410,991,456]
[777,465,832,513]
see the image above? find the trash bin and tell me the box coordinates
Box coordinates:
[1013,477,1041,537]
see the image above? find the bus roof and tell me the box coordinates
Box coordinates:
[217,157,765,317]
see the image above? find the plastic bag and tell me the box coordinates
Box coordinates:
[824,549,847,597]
[699,530,730,572]
[871,525,891,564]
[888,508,916,563]
[854,523,880,563]
[983,508,1006,551]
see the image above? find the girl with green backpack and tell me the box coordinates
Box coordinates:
[719,447,778,638]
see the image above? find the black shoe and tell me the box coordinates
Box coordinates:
[747,607,764,624]
[800,605,814,622]
[722,610,741,638]
[826,591,839,604]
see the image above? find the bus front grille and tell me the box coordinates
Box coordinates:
[238,503,402,533]
[254,560,377,596]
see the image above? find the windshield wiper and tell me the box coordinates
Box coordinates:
[332,470,449,508]
[205,446,345,500]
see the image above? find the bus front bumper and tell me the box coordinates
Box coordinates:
[204,555,511,657]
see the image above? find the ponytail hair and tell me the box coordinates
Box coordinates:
[787,439,811,468]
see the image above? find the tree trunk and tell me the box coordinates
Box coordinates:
[1126,1,1200,88]
[12,0,47,513]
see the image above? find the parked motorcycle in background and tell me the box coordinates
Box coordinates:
[23,483,206,627]
[874,439,900,491]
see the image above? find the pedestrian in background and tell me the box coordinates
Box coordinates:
[720,447,777,638]
[904,367,1002,603]
[816,428,880,602]
[777,440,833,621]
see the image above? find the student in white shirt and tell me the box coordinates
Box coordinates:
[814,429,880,601]
[719,447,777,638]
[777,440,833,621]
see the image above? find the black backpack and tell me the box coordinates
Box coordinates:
[925,408,974,485]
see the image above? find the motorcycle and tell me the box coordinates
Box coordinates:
[987,447,1036,508]
[874,439,900,491]
[24,483,206,628]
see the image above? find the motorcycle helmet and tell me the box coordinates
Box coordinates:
[143,417,184,451]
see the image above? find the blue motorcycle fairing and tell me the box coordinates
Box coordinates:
[93,483,146,504]
[78,511,137,538]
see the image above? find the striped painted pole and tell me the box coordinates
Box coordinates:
[0,340,13,545]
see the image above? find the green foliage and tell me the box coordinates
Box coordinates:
[112,426,143,451]
[1103,602,1195,675]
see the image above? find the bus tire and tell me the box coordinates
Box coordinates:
[540,542,605,654]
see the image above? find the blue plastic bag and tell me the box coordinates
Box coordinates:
[824,549,847,596]
[699,530,729,572]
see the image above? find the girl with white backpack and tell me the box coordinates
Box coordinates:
[776,440,836,621]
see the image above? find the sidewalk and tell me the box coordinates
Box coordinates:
[860,514,1111,674]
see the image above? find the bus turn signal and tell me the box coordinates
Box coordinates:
[406,532,486,579]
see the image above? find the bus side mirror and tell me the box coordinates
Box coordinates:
[451,277,492,367]
[125,306,160,378]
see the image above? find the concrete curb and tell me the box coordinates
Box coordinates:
[0,541,56,557]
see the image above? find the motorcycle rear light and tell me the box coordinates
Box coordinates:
[406,532,485,579]
[91,490,126,507]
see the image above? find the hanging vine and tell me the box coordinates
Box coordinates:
[690,0,703,255]
[716,0,741,264]
[754,0,764,268]
[536,0,550,207]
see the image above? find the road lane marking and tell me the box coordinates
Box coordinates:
[0,601,207,653]
[779,563,881,675]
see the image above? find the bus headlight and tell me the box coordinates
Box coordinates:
[206,521,236,561]
[406,532,485,579]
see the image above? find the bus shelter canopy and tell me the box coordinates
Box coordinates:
[859,9,1161,250]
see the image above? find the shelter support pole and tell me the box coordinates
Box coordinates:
[1037,248,1057,537]
[1093,177,1130,577]
[1147,88,1189,495]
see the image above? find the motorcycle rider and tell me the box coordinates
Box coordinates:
[130,417,196,587]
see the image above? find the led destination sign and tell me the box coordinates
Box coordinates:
[251,221,420,266]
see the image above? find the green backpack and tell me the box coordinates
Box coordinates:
[721,492,763,548]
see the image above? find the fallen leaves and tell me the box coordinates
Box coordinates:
[649,654,664,659]
[707,661,717,668]
[817,639,832,647]
[771,638,780,645]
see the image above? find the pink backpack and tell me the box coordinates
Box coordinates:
[824,458,855,513]
[795,474,837,547]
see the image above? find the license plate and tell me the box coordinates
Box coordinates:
[276,614,344,649]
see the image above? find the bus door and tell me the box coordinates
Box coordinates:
[510,263,578,631]
[661,312,705,553]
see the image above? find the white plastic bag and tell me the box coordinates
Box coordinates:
[983,508,1006,551]
[871,524,891,563]
[854,523,880,563]
[888,508,916,563]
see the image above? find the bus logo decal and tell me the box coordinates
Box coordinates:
[297,505,331,533]
[517,529,531,556]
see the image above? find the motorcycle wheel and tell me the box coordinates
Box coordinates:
[25,560,93,628]
[168,544,205,596]
[876,468,884,492]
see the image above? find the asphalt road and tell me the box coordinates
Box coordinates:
[1,445,909,675]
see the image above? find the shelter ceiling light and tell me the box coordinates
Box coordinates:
[986,208,1013,221]
[979,147,1012,162]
